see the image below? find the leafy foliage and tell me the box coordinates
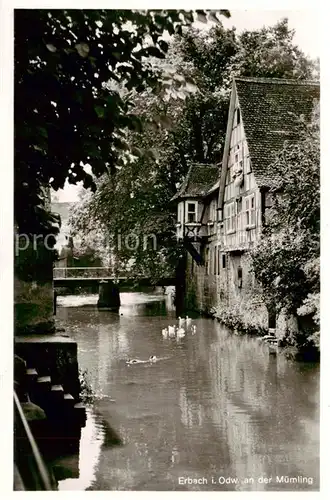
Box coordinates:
[70,18,317,279]
[15,8,222,236]
[251,108,320,346]
[231,19,316,79]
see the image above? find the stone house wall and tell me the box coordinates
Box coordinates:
[185,249,268,334]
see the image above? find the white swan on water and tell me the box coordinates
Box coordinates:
[186,316,192,327]
[126,355,157,365]
[191,325,196,334]
[176,327,186,338]
[162,328,168,338]
[178,317,185,327]
[168,325,176,337]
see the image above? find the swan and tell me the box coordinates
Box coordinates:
[191,325,196,334]
[176,327,185,338]
[162,328,168,338]
[178,317,185,327]
[185,315,192,326]
[168,325,176,337]
[149,355,157,362]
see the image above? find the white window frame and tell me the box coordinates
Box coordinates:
[244,194,256,229]
[177,201,184,224]
[185,200,198,223]
[224,201,236,234]
[246,155,251,174]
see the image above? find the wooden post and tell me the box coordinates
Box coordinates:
[97,280,121,311]
[175,253,187,317]
[53,290,57,316]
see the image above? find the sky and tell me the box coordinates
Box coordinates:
[53,9,320,203]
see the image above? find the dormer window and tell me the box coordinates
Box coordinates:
[234,107,241,127]
[246,156,251,174]
[185,201,198,223]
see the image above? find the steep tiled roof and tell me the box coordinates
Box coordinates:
[171,164,220,200]
[235,77,320,187]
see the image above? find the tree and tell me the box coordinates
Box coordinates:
[15,9,229,237]
[251,106,320,350]
[231,18,316,79]
[70,18,318,280]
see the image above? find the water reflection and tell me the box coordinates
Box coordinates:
[55,292,319,491]
[56,409,105,491]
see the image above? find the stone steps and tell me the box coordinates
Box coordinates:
[51,384,64,403]
[17,366,86,432]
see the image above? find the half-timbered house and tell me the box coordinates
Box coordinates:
[173,77,320,331]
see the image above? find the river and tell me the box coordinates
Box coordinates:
[51,291,319,491]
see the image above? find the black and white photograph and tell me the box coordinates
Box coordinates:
[3,1,324,493]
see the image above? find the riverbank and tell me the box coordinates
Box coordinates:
[188,304,320,363]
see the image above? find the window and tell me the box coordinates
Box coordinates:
[265,192,273,208]
[234,107,241,127]
[224,202,236,233]
[244,194,256,228]
[237,265,242,288]
[222,254,226,269]
[217,247,221,275]
[186,201,198,223]
[246,156,251,174]
[209,199,217,223]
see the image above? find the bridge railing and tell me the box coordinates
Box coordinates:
[53,267,116,279]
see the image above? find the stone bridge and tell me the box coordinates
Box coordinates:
[53,267,176,311]
[53,267,175,288]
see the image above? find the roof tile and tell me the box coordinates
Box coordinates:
[235,77,320,187]
[171,164,220,200]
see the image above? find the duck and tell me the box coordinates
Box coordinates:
[149,355,157,362]
[126,358,139,365]
[176,327,186,338]
[191,325,197,334]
